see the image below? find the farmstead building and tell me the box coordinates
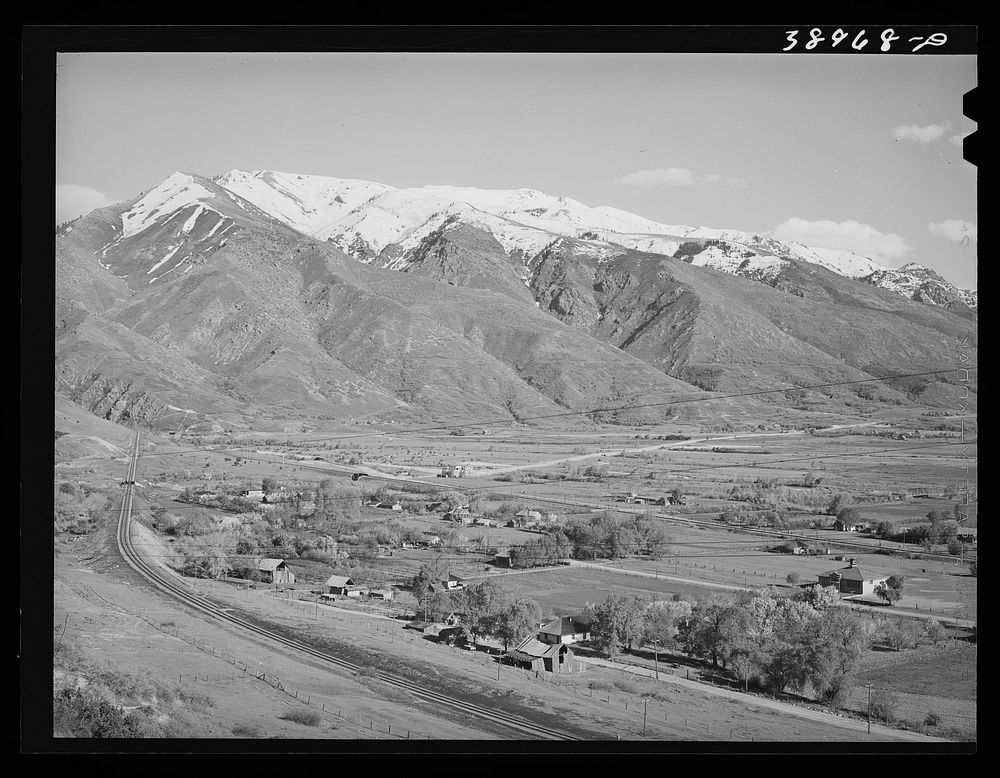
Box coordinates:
[325,575,356,595]
[503,637,580,673]
[537,615,593,645]
[817,561,888,597]
[257,558,295,585]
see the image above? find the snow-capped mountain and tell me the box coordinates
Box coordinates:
[209,169,975,313]
[865,262,979,309]
[56,168,978,428]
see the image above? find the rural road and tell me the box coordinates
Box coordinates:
[577,655,949,743]
[565,560,747,591]
[461,429,810,478]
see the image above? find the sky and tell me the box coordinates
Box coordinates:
[56,51,977,289]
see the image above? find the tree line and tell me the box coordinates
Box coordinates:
[583,585,943,706]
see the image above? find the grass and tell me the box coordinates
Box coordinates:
[279,709,322,726]
[855,643,977,700]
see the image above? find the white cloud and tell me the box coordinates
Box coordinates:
[618,167,696,188]
[618,168,740,189]
[928,219,977,243]
[56,183,115,224]
[891,121,952,144]
[770,217,912,261]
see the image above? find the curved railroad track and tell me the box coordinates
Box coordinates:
[114,428,583,741]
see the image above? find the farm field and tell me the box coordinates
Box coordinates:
[844,642,977,741]
[52,403,976,745]
[54,524,929,743]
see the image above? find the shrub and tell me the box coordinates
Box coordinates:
[231,723,263,737]
[923,711,941,727]
[53,687,145,738]
[280,709,322,726]
[876,619,921,650]
[869,687,900,722]
[612,679,641,694]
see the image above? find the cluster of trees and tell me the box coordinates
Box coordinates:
[409,571,541,651]
[509,531,572,568]
[584,586,909,705]
[54,482,112,534]
[561,511,670,561]
[586,594,693,657]
[719,507,784,528]
[680,588,878,702]
[179,488,262,514]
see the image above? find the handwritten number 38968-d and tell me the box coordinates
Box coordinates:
[783,28,947,53]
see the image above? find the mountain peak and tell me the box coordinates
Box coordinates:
[120,172,218,239]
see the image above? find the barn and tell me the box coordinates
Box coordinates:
[257,558,295,585]
[502,637,580,673]
[325,574,356,595]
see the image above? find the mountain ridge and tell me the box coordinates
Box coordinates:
[54,168,977,431]
[212,169,976,313]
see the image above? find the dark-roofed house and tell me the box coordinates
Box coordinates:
[257,558,295,585]
[442,573,465,591]
[503,636,579,673]
[325,575,356,595]
[445,507,474,524]
[537,615,593,645]
[492,549,512,568]
[817,561,888,597]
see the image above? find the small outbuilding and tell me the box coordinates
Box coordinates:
[492,550,513,568]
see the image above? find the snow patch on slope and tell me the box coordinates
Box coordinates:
[120,173,218,239]
[783,242,889,279]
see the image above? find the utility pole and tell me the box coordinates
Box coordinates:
[867,683,873,734]
[653,639,659,680]
[642,698,648,737]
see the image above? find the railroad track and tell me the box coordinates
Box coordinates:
[114,427,582,741]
